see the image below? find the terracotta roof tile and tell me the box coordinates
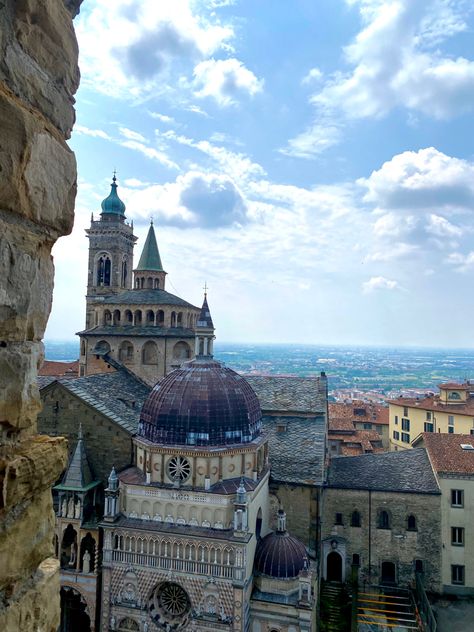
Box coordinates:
[39,360,79,377]
[388,395,474,416]
[420,433,474,475]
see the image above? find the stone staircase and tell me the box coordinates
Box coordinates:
[357,588,421,631]
[320,581,350,632]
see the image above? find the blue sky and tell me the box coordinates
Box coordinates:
[47,0,474,347]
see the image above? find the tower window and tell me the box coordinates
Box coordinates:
[96,255,111,286]
[378,510,390,529]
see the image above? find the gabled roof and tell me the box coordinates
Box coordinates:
[55,426,98,491]
[135,222,163,271]
[417,432,474,475]
[328,449,440,494]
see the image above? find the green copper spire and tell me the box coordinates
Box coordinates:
[100,173,126,217]
[136,220,164,271]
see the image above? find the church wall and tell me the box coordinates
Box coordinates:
[270,485,319,553]
[0,2,81,628]
[321,487,441,591]
[39,383,133,484]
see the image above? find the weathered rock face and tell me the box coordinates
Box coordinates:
[0,1,82,630]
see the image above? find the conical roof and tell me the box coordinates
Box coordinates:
[101,174,126,217]
[135,221,163,271]
[197,294,214,329]
[60,426,95,490]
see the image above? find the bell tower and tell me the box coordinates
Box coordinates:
[84,175,137,328]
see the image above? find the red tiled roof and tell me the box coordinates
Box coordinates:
[329,401,389,426]
[438,382,472,390]
[388,395,474,416]
[39,359,79,377]
[420,433,474,474]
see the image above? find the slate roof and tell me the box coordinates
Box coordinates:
[419,433,474,475]
[246,375,327,414]
[327,449,440,494]
[56,427,97,491]
[89,288,198,308]
[264,415,326,486]
[78,325,195,338]
[42,371,150,434]
[196,295,214,329]
[135,222,163,271]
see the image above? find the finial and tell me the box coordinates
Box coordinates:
[91,212,94,222]
[203,281,208,297]
[150,217,153,226]
[112,168,117,183]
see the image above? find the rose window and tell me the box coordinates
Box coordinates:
[167,456,191,482]
[148,582,191,630]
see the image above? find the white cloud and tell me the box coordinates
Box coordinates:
[76,0,234,99]
[314,0,474,120]
[302,67,323,85]
[426,214,462,238]
[119,127,148,143]
[74,125,111,140]
[280,123,342,158]
[193,58,263,106]
[446,251,474,271]
[362,276,400,293]
[148,111,176,124]
[119,139,179,170]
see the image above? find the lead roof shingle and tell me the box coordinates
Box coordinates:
[328,448,440,494]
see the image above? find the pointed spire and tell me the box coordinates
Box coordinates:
[61,425,95,490]
[135,221,164,271]
[197,291,214,329]
[277,508,287,533]
[108,466,119,491]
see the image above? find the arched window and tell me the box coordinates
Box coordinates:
[119,341,134,363]
[170,311,176,328]
[378,510,390,529]
[140,277,144,289]
[134,310,142,325]
[407,515,417,531]
[135,278,140,289]
[173,341,191,359]
[60,523,78,570]
[177,312,183,327]
[96,254,112,287]
[157,310,164,326]
[146,310,154,325]
[154,279,160,289]
[118,619,139,631]
[103,310,112,326]
[121,258,128,287]
[351,511,361,527]
[124,310,133,324]
[80,533,96,573]
[142,341,158,365]
[113,309,121,325]
[255,508,262,540]
[80,340,86,356]
[147,277,153,289]
[94,340,110,355]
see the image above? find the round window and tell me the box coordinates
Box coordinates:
[148,582,191,630]
[167,456,191,483]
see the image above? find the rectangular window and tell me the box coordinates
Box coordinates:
[335,512,343,525]
[424,422,434,432]
[402,418,410,431]
[470,428,474,436]
[451,527,464,546]
[451,489,464,507]
[452,565,465,585]
[394,415,399,425]
[426,411,432,421]
[448,427,454,434]
[363,423,372,430]
[393,430,400,440]
[448,415,454,426]
[404,407,408,417]
[401,433,410,443]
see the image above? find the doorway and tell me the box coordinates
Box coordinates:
[327,551,343,582]
[381,561,396,585]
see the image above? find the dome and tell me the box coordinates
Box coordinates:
[100,175,126,216]
[138,358,262,446]
[254,512,307,579]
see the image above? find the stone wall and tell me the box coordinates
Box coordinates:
[321,488,442,591]
[39,382,133,484]
[0,1,82,629]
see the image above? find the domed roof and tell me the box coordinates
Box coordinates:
[254,512,307,579]
[101,175,126,216]
[138,358,262,446]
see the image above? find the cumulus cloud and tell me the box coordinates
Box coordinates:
[148,111,176,124]
[119,139,179,170]
[315,0,474,120]
[302,67,323,85]
[193,58,263,106]
[280,123,342,158]
[446,251,474,272]
[362,276,400,293]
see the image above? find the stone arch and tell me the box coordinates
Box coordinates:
[79,532,95,573]
[147,276,153,289]
[133,310,142,325]
[117,617,139,631]
[60,586,91,632]
[119,340,134,363]
[103,310,112,326]
[124,309,133,324]
[156,309,165,326]
[173,341,191,360]
[327,551,343,582]
[94,339,110,355]
[177,312,183,327]
[141,500,151,519]
[145,309,155,325]
[170,311,176,327]
[378,509,391,529]
[407,514,417,531]
[154,278,160,288]
[113,309,121,325]
[60,524,78,570]
[142,341,158,365]
[135,277,140,289]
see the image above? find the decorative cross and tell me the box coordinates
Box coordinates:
[203,281,208,296]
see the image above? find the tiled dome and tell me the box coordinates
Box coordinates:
[138,358,262,446]
[254,512,307,579]
[100,175,126,216]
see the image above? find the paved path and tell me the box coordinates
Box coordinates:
[434,600,474,631]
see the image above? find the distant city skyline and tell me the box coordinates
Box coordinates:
[46,0,474,347]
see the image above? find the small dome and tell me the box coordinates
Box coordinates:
[254,525,307,579]
[138,358,262,446]
[101,175,126,216]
